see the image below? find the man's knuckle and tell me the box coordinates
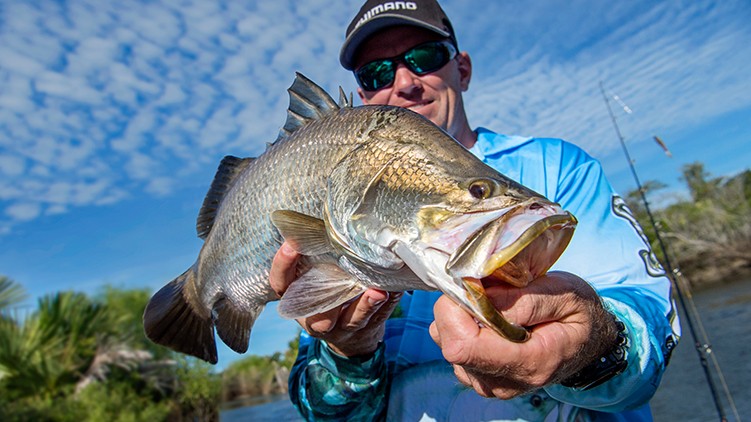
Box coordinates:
[442,341,471,365]
[308,319,335,334]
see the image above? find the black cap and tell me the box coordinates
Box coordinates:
[340,0,456,70]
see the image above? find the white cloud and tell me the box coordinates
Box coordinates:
[0,155,26,177]
[5,203,41,222]
[145,177,174,196]
[34,71,104,105]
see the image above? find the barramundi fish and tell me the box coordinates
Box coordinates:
[143,73,577,363]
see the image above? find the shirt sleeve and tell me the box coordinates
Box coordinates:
[542,141,680,412]
[288,332,389,421]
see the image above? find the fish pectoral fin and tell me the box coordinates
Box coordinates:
[143,267,218,364]
[213,297,264,354]
[271,210,334,256]
[277,263,366,319]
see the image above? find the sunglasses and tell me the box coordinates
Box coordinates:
[354,40,458,91]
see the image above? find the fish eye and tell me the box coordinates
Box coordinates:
[468,179,493,200]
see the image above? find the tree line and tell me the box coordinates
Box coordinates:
[625,162,751,288]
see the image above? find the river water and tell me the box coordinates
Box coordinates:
[221,278,750,421]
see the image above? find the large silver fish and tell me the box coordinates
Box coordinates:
[143,73,577,363]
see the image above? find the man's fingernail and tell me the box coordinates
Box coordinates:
[368,297,385,306]
[281,243,295,255]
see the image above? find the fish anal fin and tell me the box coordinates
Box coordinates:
[213,297,264,354]
[143,269,218,364]
[278,263,365,319]
[271,210,333,256]
[197,156,255,239]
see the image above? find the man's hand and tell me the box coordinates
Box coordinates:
[429,271,619,399]
[269,241,403,357]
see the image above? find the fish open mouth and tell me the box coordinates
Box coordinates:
[478,212,577,287]
[446,203,577,342]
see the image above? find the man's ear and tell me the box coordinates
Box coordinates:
[457,51,472,91]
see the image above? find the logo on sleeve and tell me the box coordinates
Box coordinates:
[612,195,666,278]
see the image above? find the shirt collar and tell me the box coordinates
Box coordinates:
[470,127,533,158]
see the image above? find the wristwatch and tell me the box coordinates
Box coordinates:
[560,318,629,390]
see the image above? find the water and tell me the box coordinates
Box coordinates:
[222,279,751,421]
[650,278,750,421]
[221,395,300,421]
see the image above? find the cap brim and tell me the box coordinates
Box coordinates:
[340,15,451,70]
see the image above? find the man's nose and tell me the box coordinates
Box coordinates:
[392,63,422,94]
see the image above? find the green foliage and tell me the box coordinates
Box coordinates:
[173,357,222,420]
[0,378,173,422]
[0,291,115,401]
[0,276,26,311]
[222,331,300,402]
[94,286,173,359]
[627,162,751,286]
[75,380,173,422]
[0,281,225,421]
[283,333,300,367]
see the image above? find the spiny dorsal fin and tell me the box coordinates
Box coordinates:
[196,155,254,239]
[276,73,340,142]
[338,86,353,108]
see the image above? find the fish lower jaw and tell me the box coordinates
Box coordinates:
[475,263,534,289]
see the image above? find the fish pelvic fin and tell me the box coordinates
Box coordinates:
[271,210,334,256]
[143,268,218,364]
[278,262,366,320]
[276,73,340,142]
[196,156,255,239]
[213,297,263,354]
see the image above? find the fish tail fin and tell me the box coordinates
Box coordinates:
[143,268,218,364]
[214,297,264,354]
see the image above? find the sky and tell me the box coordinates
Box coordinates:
[1,0,749,368]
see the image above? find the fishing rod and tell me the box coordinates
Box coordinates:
[599,81,740,422]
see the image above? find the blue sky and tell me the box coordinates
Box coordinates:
[1,0,749,368]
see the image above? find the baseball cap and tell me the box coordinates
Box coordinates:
[340,0,457,70]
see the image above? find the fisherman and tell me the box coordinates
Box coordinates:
[269,0,680,420]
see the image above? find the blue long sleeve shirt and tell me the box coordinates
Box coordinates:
[288,129,680,421]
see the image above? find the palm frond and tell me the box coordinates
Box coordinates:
[0,276,27,311]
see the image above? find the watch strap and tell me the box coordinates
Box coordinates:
[561,319,629,390]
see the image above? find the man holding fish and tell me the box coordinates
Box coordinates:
[270,0,680,420]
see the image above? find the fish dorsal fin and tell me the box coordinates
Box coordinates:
[338,87,353,108]
[276,73,340,142]
[196,155,254,239]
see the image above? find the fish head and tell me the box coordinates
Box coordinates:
[396,156,578,341]
[326,107,576,340]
